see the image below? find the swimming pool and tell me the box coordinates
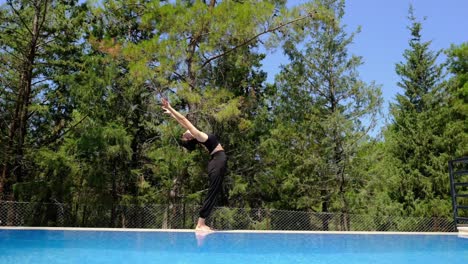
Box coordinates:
[0,228,467,264]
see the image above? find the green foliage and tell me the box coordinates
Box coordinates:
[0,0,88,200]
[258,0,382,218]
[379,8,461,218]
[0,0,465,229]
[445,43,468,157]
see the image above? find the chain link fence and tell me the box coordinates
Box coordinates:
[0,201,457,232]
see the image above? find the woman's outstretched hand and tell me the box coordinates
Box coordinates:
[161,98,170,108]
[161,98,172,116]
[162,108,171,115]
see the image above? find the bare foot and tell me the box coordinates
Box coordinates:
[195,224,214,232]
[195,217,214,232]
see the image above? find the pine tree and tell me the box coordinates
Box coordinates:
[57,0,161,226]
[385,8,451,217]
[259,0,382,230]
[0,0,86,203]
[445,43,468,158]
[121,0,333,218]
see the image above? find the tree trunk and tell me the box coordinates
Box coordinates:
[1,0,47,201]
[321,189,329,230]
[110,165,117,227]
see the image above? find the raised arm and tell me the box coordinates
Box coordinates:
[161,98,208,142]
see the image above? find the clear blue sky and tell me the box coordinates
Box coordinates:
[261,0,468,133]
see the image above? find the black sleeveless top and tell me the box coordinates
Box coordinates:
[200,134,219,153]
[180,134,220,153]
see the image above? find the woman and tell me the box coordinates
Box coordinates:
[161,98,227,232]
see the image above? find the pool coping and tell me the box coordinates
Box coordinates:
[458,226,468,238]
[0,226,460,236]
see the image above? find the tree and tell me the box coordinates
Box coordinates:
[259,0,382,230]
[122,0,333,216]
[384,7,451,217]
[0,0,86,202]
[50,0,161,226]
[445,43,468,158]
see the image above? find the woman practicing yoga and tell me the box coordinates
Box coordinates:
[161,98,227,232]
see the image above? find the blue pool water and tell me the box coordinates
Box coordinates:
[0,229,467,264]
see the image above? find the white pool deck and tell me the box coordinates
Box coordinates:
[458,225,468,238]
[0,226,465,237]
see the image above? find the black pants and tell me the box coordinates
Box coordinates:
[199,151,227,219]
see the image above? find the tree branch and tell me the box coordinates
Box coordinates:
[200,13,314,69]
[172,71,195,90]
[36,0,49,44]
[0,47,28,65]
[8,2,33,37]
[40,114,89,146]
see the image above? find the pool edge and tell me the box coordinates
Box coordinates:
[0,226,460,236]
[458,225,468,238]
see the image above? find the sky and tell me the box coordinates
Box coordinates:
[261,0,468,133]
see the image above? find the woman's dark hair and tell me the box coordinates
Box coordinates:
[179,138,198,151]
